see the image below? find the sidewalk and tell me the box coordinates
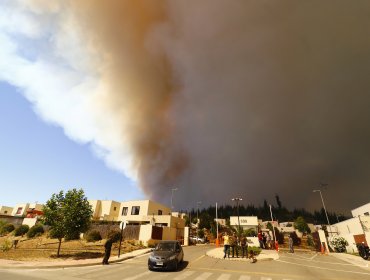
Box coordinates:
[206,247,279,261]
[0,248,151,269]
[330,252,370,271]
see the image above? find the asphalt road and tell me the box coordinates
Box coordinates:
[1,245,370,280]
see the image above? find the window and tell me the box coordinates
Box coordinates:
[121,207,128,216]
[16,207,22,215]
[113,207,117,211]
[158,210,162,215]
[365,212,369,216]
[4,210,7,214]
[131,206,140,215]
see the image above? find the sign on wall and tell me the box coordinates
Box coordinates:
[230,216,258,226]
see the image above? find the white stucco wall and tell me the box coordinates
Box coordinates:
[352,202,370,217]
[0,206,13,216]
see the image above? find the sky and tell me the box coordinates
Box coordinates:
[0,81,143,206]
[1,0,370,216]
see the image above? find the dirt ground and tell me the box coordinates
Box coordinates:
[0,234,146,261]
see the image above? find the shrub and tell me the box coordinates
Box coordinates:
[1,239,12,252]
[14,225,29,236]
[244,228,256,237]
[330,236,348,252]
[0,223,15,235]
[85,230,102,242]
[107,230,121,242]
[248,246,262,256]
[64,231,80,241]
[290,232,301,246]
[274,228,284,244]
[27,225,44,238]
[307,234,316,248]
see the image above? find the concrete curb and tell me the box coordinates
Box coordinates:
[0,249,152,270]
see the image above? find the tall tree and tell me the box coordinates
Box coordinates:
[275,194,282,209]
[294,216,311,234]
[43,188,93,257]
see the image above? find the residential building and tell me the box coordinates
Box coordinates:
[351,202,370,217]
[331,215,370,253]
[119,200,186,246]
[89,200,121,221]
[0,206,13,216]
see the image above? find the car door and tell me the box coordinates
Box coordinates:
[175,242,183,262]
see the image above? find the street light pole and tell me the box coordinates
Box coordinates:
[269,204,277,251]
[313,186,331,234]
[196,201,202,223]
[171,187,178,211]
[231,197,242,236]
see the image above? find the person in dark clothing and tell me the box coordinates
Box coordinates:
[102,238,113,265]
[240,235,248,258]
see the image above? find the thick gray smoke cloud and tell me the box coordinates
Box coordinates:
[2,1,370,214]
[159,1,370,213]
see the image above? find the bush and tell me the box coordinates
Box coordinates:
[290,232,301,246]
[307,234,316,248]
[1,239,12,252]
[64,231,80,241]
[85,230,102,242]
[244,228,256,237]
[14,225,29,236]
[0,223,15,235]
[330,236,348,252]
[107,230,121,242]
[27,225,44,238]
[248,246,262,256]
[274,228,284,244]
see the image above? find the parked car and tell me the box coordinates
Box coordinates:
[148,240,184,271]
[190,236,205,244]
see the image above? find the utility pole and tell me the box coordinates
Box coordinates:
[171,187,178,211]
[197,201,202,223]
[216,202,219,245]
[313,184,331,235]
[269,204,277,251]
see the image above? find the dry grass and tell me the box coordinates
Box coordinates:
[0,234,146,261]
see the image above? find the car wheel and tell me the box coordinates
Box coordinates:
[173,261,178,271]
[148,265,153,271]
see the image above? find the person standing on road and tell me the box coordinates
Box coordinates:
[288,234,294,253]
[102,238,113,265]
[240,234,248,258]
[258,231,264,249]
[223,232,230,259]
[230,233,237,257]
[266,233,271,249]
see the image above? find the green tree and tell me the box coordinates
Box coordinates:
[294,216,311,234]
[43,188,93,257]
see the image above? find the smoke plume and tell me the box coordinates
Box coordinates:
[1,0,370,214]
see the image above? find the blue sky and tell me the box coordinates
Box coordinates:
[0,81,144,206]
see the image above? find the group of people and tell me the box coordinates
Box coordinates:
[222,232,249,259]
[257,231,273,249]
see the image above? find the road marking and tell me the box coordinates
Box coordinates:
[190,254,206,265]
[280,255,365,266]
[123,270,152,280]
[309,253,318,260]
[238,276,251,280]
[173,270,196,280]
[194,272,213,280]
[216,273,231,280]
[276,259,370,276]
